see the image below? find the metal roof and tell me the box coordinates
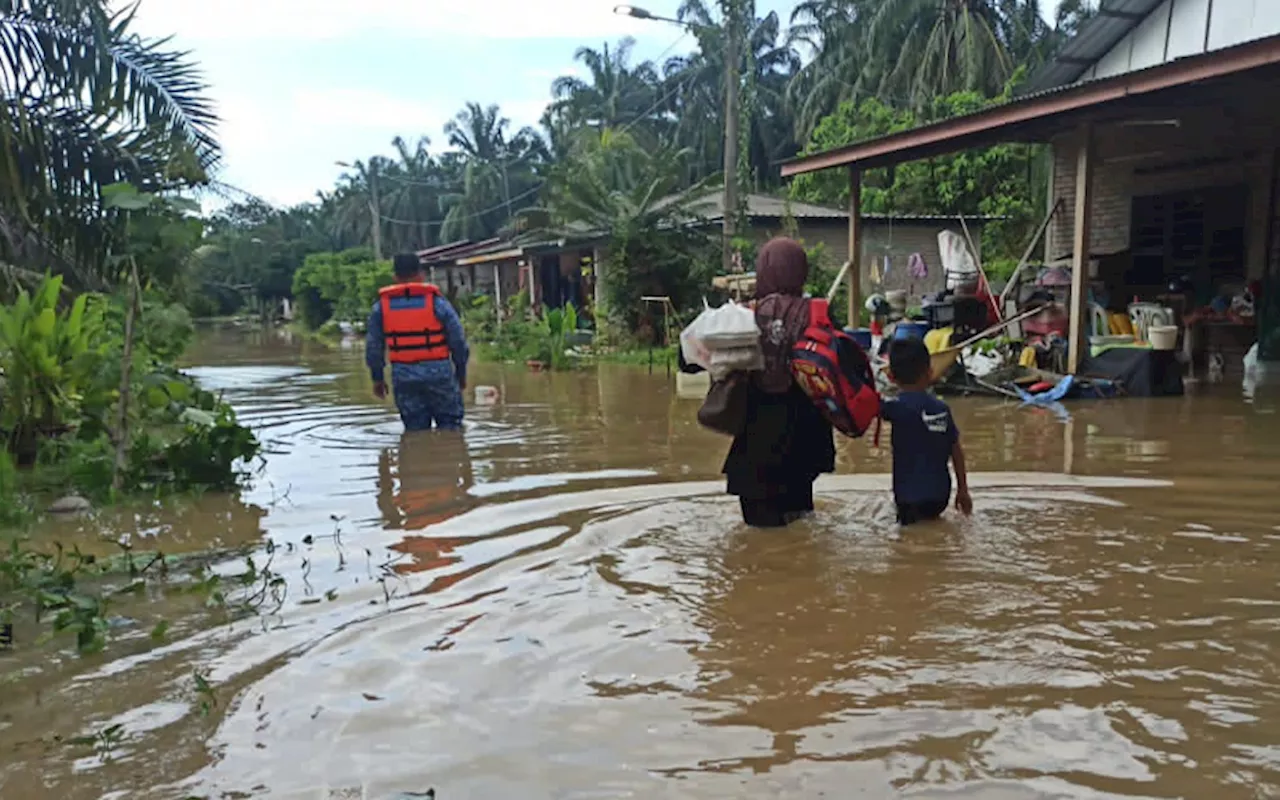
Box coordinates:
[1023,0,1168,93]
[780,34,1280,176]
[679,191,998,223]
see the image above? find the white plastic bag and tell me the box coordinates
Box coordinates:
[709,344,764,381]
[699,301,759,350]
[679,301,714,371]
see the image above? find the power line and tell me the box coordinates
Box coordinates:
[376,183,544,227]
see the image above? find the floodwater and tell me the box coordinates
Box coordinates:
[3,325,1280,799]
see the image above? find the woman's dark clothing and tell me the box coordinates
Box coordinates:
[896,499,948,526]
[681,352,835,527]
[740,481,815,528]
[686,236,835,528]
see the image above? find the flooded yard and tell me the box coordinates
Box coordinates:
[3,325,1280,799]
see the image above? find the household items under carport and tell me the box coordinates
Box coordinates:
[1175,278,1260,382]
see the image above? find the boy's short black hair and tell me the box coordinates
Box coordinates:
[888,336,931,385]
[393,252,422,279]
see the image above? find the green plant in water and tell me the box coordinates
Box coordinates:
[539,303,578,370]
[68,723,125,762]
[0,275,108,463]
[0,538,110,654]
[192,669,216,716]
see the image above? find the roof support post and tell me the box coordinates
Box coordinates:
[1068,123,1094,375]
[847,167,863,328]
[592,247,605,319]
[493,262,503,334]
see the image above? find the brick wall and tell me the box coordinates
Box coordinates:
[1045,134,1133,263]
[1045,134,1272,277]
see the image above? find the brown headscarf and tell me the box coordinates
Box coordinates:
[753,237,813,394]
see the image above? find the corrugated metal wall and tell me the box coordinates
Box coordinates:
[1081,0,1280,83]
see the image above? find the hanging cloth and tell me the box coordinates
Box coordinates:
[908,252,928,280]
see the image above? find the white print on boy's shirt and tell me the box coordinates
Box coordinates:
[922,410,950,434]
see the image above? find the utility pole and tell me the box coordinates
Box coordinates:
[368,160,383,261]
[720,0,739,275]
[614,3,740,273]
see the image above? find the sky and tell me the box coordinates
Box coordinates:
[130,0,1063,209]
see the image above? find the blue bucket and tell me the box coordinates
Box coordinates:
[893,322,929,341]
[843,327,873,351]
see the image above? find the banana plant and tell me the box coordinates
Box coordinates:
[0,274,107,462]
[540,302,579,370]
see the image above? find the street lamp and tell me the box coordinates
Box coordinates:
[614,3,739,275]
[336,159,383,260]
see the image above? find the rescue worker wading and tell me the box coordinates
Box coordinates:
[366,253,470,431]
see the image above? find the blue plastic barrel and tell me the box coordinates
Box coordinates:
[843,327,873,350]
[893,321,929,341]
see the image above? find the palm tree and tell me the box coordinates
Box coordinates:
[379,135,450,252]
[662,0,800,186]
[551,38,662,136]
[861,0,1013,107]
[440,102,543,242]
[542,127,714,322]
[787,0,875,140]
[0,0,219,288]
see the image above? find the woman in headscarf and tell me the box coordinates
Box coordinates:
[682,237,836,528]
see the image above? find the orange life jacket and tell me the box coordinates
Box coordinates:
[379,283,450,363]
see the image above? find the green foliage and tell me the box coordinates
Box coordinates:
[0,273,259,510]
[460,291,586,369]
[0,275,110,462]
[0,450,30,527]
[790,92,1047,262]
[291,249,391,330]
[0,0,218,289]
[542,128,718,329]
[133,405,260,492]
[984,257,1021,284]
[539,303,580,370]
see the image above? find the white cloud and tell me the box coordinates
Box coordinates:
[288,89,450,134]
[526,65,582,82]
[208,88,553,206]
[134,0,663,42]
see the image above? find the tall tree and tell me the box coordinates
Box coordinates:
[551,38,662,136]
[662,0,800,188]
[440,103,543,241]
[0,0,219,289]
[863,0,1013,107]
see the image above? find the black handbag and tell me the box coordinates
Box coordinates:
[697,372,748,436]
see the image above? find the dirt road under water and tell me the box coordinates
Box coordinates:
[3,325,1280,799]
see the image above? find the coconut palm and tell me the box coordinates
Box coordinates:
[440,103,543,241]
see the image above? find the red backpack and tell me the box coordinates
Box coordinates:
[791,299,881,439]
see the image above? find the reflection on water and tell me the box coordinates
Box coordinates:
[2,324,1280,799]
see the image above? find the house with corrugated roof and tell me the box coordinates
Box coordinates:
[781,0,1280,375]
[416,193,990,312]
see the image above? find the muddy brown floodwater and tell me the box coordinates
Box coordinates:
[3,325,1280,799]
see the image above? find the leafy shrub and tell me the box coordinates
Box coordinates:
[0,276,110,463]
[291,249,392,329]
[132,405,260,492]
[0,275,260,513]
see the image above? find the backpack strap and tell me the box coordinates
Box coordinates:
[809,298,832,328]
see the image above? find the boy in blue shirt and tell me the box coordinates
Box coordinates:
[882,338,973,525]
